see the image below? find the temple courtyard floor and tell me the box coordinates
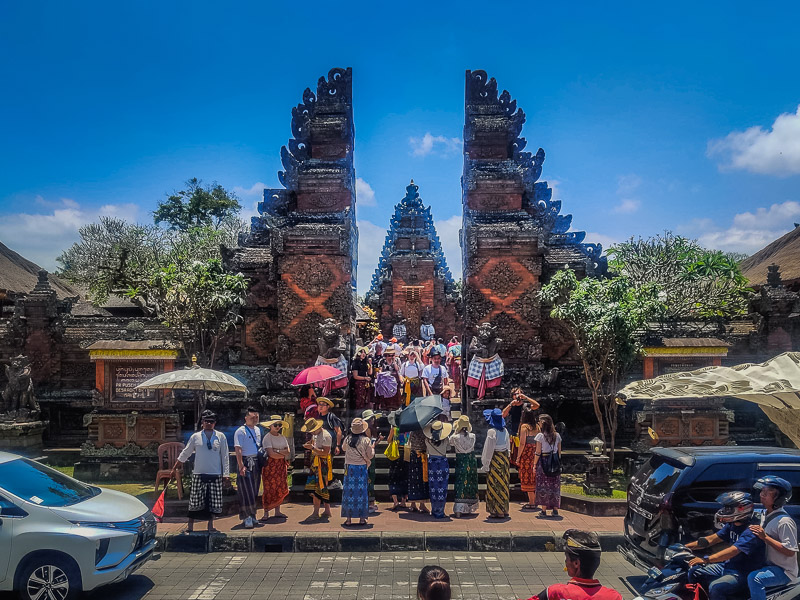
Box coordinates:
[155,502,625,554]
[32,552,644,600]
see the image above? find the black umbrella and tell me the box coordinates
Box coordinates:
[388,395,443,433]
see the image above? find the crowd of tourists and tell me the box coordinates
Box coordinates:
[172,389,563,529]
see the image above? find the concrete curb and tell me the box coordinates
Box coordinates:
[156,530,626,553]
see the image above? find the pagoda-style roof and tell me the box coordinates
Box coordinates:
[366,181,455,303]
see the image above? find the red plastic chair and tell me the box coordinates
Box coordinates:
[155,442,185,500]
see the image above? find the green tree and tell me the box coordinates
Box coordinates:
[57,181,248,367]
[607,232,752,331]
[154,177,242,230]
[540,269,662,464]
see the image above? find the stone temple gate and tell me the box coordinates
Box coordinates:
[229,66,606,401]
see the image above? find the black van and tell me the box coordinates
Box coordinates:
[619,446,800,570]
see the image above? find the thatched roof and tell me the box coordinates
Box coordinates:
[0,240,82,299]
[741,226,800,286]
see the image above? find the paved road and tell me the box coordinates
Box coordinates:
[0,552,647,600]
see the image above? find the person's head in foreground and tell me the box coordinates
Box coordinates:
[417,565,450,600]
[563,529,602,579]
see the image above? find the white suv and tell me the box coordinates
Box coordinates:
[0,451,157,599]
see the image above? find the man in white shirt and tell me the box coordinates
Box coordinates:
[422,349,450,416]
[234,406,262,529]
[172,410,230,532]
[748,476,799,600]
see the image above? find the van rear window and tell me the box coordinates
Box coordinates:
[639,458,683,495]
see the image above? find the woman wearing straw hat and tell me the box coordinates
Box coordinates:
[424,420,453,518]
[361,409,384,513]
[450,415,478,517]
[260,415,290,521]
[407,427,430,514]
[480,408,511,518]
[341,417,376,526]
[302,417,333,520]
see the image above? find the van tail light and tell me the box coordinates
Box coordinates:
[659,492,677,531]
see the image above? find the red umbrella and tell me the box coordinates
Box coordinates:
[291,364,343,386]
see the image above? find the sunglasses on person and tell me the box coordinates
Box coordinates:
[271,423,282,428]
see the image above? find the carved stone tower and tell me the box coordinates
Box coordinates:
[366,181,459,339]
[461,70,606,376]
[228,68,358,367]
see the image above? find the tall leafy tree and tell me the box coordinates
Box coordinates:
[57,181,248,367]
[607,232,752,331]
[540,269,662,464]
[154,177,242,230]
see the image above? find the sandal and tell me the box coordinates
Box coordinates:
[521,503,536,510]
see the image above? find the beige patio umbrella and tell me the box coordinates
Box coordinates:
[136,358,248,428]
[618,351,800,446]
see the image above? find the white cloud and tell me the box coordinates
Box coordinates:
[356,177,376,206]
[233,182,267,221]
[356,220,388,296]
[0,198,140,271]
[612,174,642,214]
[233,182,267,197]
[409,132,462,157]
[679,201,800,254]
[707,105,800,176]
[583,232,619,251]
[613,199,641,214]
[434,215,463,278]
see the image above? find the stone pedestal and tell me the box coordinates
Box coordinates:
[583,454,612,496]
[0,420,48,455]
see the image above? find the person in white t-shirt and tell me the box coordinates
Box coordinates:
[422,350,450,416]
[748,476,799,600]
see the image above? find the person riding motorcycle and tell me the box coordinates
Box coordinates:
[747,476,798,600]
[685,491,766,600]
[523,529,622,600]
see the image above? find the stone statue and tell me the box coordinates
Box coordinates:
[392,310,407,344]
[466,323,505,401]
[315,318,349,394]
[469,322,503,359]
[2,355,40,419]
[420,308,436,341]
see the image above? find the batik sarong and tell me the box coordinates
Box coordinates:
[403,377,423,406]
[535,459,561,509]
[485,450,510,516]
[388,452,409,497]
[305,454,332,502]
[407,450,429,501]
[353,379,373,410]
[262,456,289,511]
[427,454,449,518]
[518,444,536,493]
[466,354,504,399]
[341,463,369,519]
[188,473,223,519]
[453,451,479,515]
[237,455,260,520]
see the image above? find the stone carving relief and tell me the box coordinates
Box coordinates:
[277,280,303,327]
[292,261,335,297]
[485,261,521,299]
[2,355,40,420]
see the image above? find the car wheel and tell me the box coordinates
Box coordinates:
[18,555,80,600]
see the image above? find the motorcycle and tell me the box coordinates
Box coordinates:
[633,544,800,600]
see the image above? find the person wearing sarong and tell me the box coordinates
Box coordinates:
[502,388,541,467]
[424,420,453,519]
[260,415,290,521]
[516,407,540,510]
[407,429,430,513]
[361,409,383,512]
[480,408,510,518]
[301,417,333,520]
[234,407,262,529]
[450,415,478,517]
[298,385,318,473]
[446,338,462,392]
[173,410,229,532]
[351,346,373,410]
[386,425,408,510]
[422,351,450,418]
[533,414,562,517]
[375,347,402,411]
[399,351,425,406]
[341,418,376,526]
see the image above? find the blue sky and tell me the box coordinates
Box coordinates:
[2,1,800,295]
